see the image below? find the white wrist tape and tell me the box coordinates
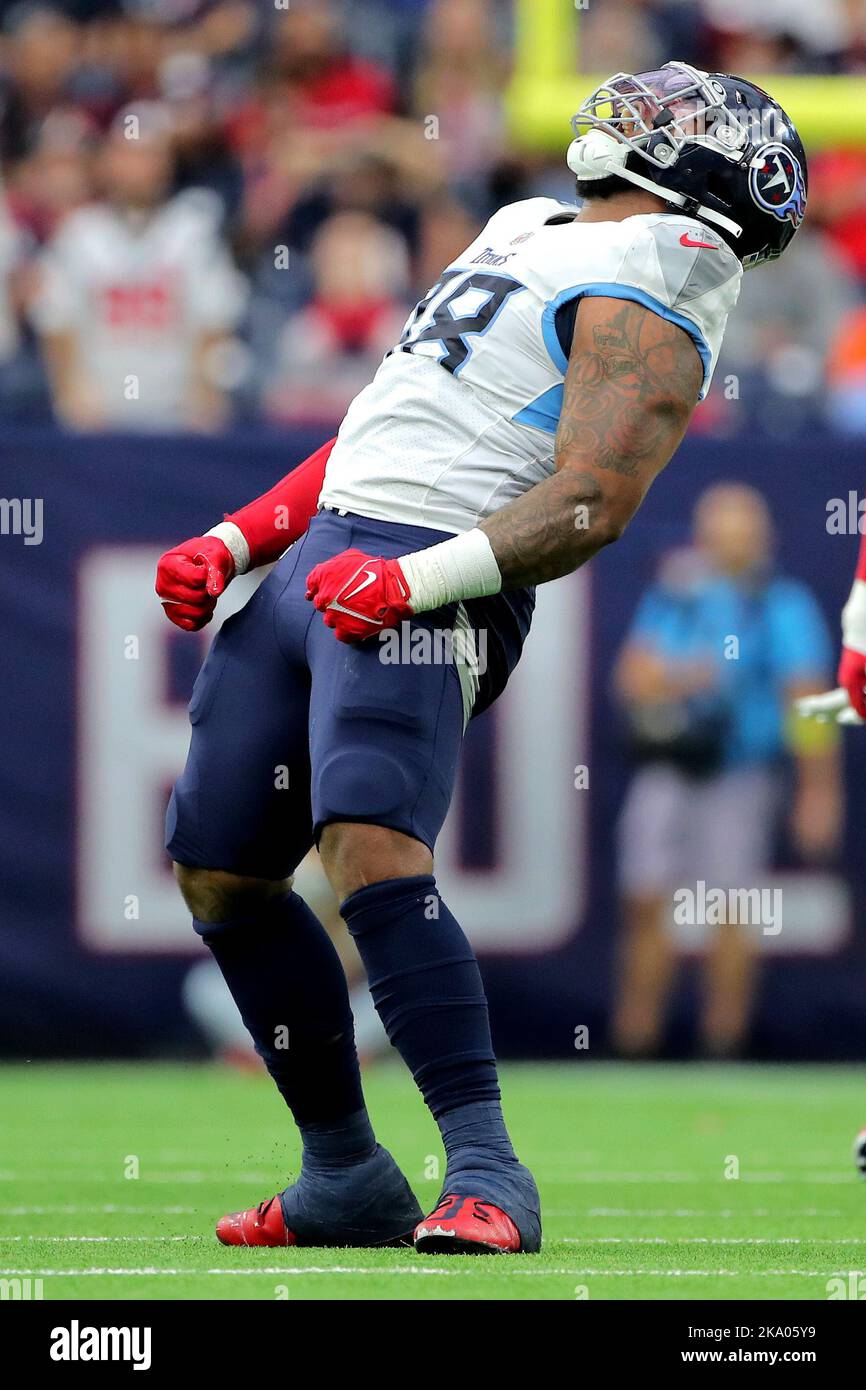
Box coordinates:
[842,577,866,654]
[397,528,502,614]
[205,520,250,576]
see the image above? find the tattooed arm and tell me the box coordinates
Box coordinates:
[306,296,705,640]
[480,296,704,587]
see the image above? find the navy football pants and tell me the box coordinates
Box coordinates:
[166,511,470,877]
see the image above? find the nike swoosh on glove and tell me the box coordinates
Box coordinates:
[156,535,235,631]
[838,645,866,719]
[305,549,413,643]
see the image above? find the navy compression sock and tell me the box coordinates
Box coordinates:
[341,874,516,1162]
[195,891,374,1160]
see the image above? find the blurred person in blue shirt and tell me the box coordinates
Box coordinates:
[612,483,841,1058]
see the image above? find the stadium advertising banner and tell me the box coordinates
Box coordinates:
[2,427,866,1059]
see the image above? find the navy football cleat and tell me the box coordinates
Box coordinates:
[414,1194,523,1254]
[217,1143,422,1247]
[415,1157,542,1254]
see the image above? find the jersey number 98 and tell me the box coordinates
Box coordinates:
[395,270,525,375]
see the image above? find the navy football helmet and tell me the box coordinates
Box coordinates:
[567,61,807,269]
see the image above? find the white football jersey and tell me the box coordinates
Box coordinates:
[30,191,247,427]
[320,197,742,534]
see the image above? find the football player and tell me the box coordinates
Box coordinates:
[157,63,808,1254]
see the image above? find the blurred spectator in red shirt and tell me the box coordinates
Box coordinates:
[809,150,866,282]
[229,0,398,257]
[230,0,395,152]
[262,210,409,427]
[270,0,395,130]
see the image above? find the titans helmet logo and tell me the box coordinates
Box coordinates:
[749,144,807,227]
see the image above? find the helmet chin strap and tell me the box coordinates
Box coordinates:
[566,133,743,241]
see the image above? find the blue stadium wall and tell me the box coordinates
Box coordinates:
[1,426,865,1060]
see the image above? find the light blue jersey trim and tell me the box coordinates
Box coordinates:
[540,282,713,399]
[513,384,564,435]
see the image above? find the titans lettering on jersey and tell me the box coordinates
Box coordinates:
[320,197,742,536]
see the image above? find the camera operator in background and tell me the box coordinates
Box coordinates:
[612,484,842,1059]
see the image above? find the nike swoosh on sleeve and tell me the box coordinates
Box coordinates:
[680,232,718,250]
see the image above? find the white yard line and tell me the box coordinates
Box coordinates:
[0,1173,274,1184]
[586,1207,838,1218]
[0,1266,580,1278]
[562,1236,866,1246]
[562,1269,850,1279]
[566,1172,841,1184]
[0,1235,200,1243]
[0,1265,845,1279]
[0,1206,196,1216]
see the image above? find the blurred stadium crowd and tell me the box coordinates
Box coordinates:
[1,0,866,433]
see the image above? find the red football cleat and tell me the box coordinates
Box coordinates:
[414,1194,522,1254]
[216,1195,296,1247]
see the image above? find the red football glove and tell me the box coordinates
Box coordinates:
[156,437,337,633]
[838,645,866,719]
[156,535,235,632]
[305,548,413,643]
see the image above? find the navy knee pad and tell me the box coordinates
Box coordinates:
[313,746,428,841]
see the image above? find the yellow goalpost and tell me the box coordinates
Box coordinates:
[507,0,866,152]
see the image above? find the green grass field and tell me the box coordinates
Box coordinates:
[0,1061,864,1301]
